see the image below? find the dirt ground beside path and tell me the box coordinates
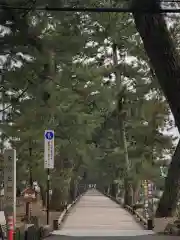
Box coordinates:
[136,208,176,233]
[16,197,61,229]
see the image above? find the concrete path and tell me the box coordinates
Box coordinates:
[52,189,156,237]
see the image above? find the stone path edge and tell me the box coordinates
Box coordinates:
[58,193,85,229]
[44,192,85,238]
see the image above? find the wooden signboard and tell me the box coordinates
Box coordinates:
[22,188,37,203]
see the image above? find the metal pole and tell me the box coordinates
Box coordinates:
[26,144,33,220]
[0,73,5,154]
[29,146,33,187]
[47,168,50,225]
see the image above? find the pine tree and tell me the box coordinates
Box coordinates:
[0,0,175,215]
[132,0,180,217]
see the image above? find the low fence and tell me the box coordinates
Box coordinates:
[102,192,154,231]
[124,204,154,230]
[14,224,51,240]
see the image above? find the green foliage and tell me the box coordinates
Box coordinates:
[0,0,174,203]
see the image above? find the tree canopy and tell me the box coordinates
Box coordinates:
[0,0,178,215]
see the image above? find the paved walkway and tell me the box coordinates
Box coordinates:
[52,189,156,237]
[61,189,142,230]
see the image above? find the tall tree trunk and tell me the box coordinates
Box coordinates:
[109,182,117,198]
[69,178,75,203]
[39,184,46,207]
[104,186,108,194]
[112,43,131,204]
[124,178,133,206]
[133,181,141,205]
[132,0,180,217]
[156,140,180,217]
[50,188,66,211]
[69,178,78,203]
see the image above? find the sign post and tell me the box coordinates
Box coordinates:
[4,149,16,239]
[44,130,54,225]
[142,180,149,219]
[142,180,154,229]
[147,181,154,219]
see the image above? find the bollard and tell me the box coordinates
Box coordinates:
[0,224,5,240]
[7,216,14,240]
[38,226,44,239]
[14,228,20,240]
[132,205,135,214]
[24,229,27,240]
[25,225,37,240]
[147,219,153,230]
[53,220,59,230]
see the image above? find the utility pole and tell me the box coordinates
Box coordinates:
[112,43,132,205]
[0,73,5,201]
[0,73,5,154]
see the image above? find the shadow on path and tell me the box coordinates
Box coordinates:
[47,233,179,240]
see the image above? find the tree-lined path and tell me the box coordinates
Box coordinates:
[2,0,180,237]
[52,189,155,237]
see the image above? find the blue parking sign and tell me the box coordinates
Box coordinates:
[45,131,54,140]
